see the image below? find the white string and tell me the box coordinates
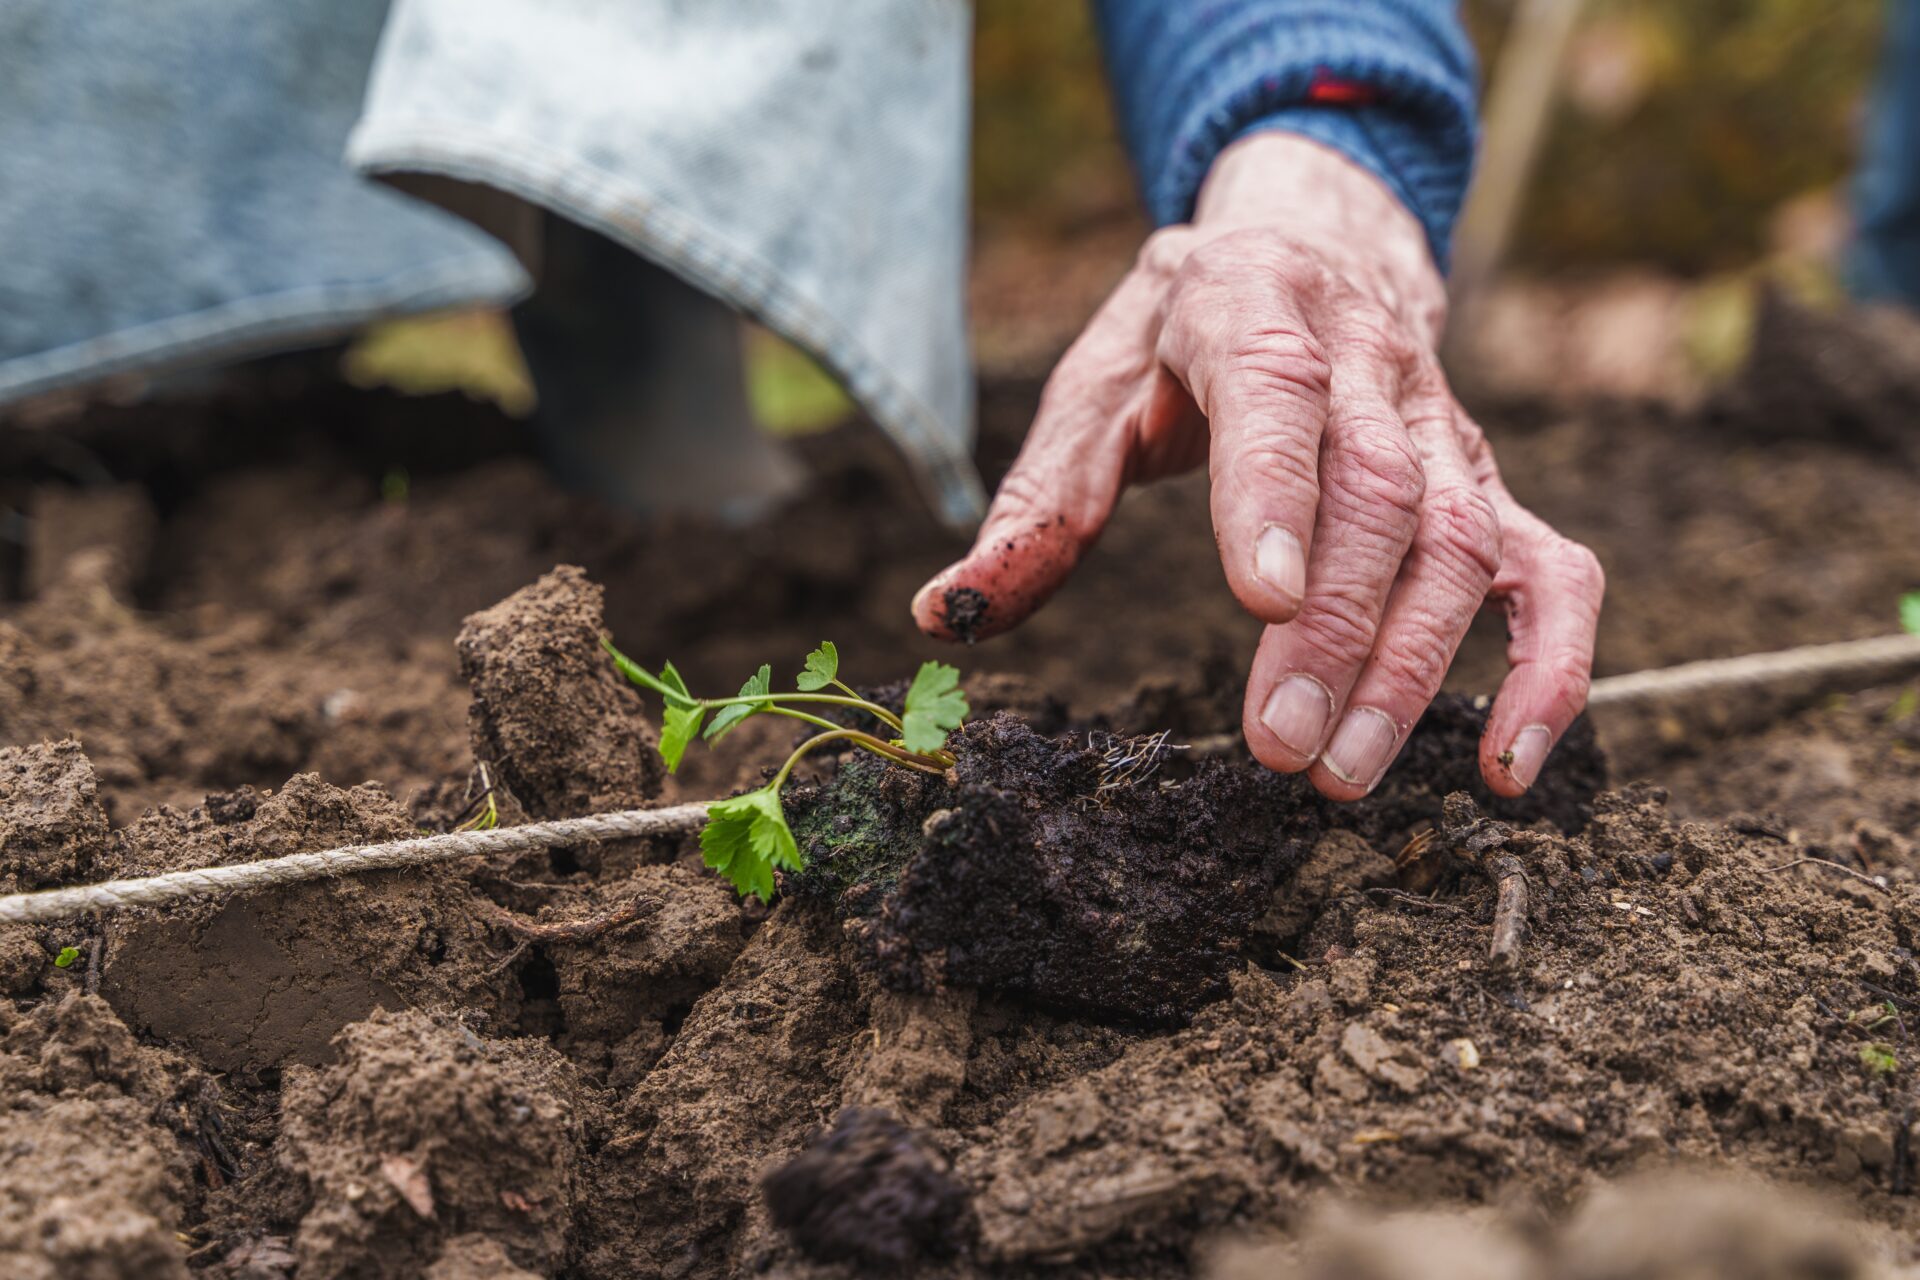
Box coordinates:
[0,803,710,925]
[1585,632,1920,708]
[7,631,1920,926]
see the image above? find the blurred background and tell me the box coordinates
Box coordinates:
[325,0,1885,429]
[970,0,1881,399]
[5,0,1917,818]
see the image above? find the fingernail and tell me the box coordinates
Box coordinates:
[1260,674,1333,758]
[911,579,937,620]
[1503,724,1554,790]
[1253,524,1306,605]
[1323,707,1401,791]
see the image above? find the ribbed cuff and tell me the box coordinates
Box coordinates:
[1109,6,1477,271]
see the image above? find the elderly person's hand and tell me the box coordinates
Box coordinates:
[913,133,1603,800]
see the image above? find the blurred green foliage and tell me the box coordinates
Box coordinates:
[973,0,1133,238]
[1494,0,1879,272]
[971,0,1883,274]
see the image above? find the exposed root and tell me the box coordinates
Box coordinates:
[1089,729,1185,800]
[1346,886,1467,915]
[1761,856,1890,892]
[477,893,663,943]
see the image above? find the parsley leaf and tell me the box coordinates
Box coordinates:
[901,660,968,754]
[660,704,705,773]
[1902,591,1920,637]
[605,640,703,771]
[604,638,697,709]
[705,664,772,742]
[53,946,81,969]
[796,641,840,691]
[653,662,705,772]
[698,786,802,902]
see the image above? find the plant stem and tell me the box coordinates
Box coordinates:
[772,730,945,790]
[826,677,906,732]
[701,690,907,736]
[764,706,845,734]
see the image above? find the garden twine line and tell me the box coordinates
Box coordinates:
[0,803,711,925]
[5,632,1920,926]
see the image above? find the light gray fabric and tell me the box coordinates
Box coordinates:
[350,0,985,524]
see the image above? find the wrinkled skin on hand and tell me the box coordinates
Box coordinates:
[914,133,1604,801]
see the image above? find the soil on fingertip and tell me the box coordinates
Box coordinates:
[3,300,1920,1276]
[940,586,992,643]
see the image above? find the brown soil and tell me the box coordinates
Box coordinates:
[1,300,1920,1275]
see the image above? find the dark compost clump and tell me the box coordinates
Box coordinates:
[762,1107,972,1270]
[789,714,1326,1025]
[1352,694,1608,849]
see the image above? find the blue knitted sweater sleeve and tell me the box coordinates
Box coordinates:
[1092,0,1479,269]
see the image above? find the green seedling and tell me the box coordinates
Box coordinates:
[1901,590,1920,637]
[1861,1041,1899,1075]
[53,946,81,969]
[452,762,500,833]
[605,639,968,901]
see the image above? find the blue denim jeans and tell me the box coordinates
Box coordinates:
[1854,0,1920,304]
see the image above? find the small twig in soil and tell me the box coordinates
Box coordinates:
[1858,981,1920,1012]
[192,1080,240,1189]
[484,939,530,979]
[85,926,102,996]
[1488,854,1530,969]
[1349,887,1468,915]
[478,894,663,944]
[1761,857,1889,892]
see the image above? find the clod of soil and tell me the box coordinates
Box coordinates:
[274,1008,587,1279]
[0,738,109,892]
[941,586,991,643]
[97,773,515,1071]
[456,564,663,821]
[0,739,110,994]
[955,783,1920,1264]
[1352,696,1608,849]
[24,481,158,600]
[578,907,866,1279]
[540,861,749,1087]
[762,1107,972,1269]
[0,994,205,1280]
[792,714,1325,1025]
